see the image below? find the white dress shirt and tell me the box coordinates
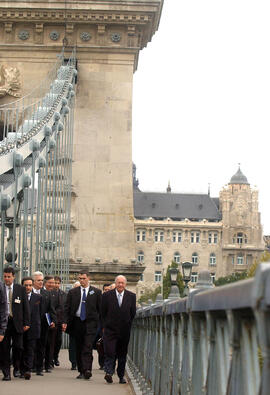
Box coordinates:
[116,289,124,307]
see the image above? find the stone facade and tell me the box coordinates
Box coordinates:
[0,1,163,291]
[134,166,265,297]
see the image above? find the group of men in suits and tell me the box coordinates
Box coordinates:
[0,268,66,381]
[0,267,136,385]
[63,270,136,384]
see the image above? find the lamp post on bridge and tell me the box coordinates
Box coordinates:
[168,266,180,299]
[181,261,193,297]
[40,240,56,274]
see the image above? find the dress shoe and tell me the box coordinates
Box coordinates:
[104,373,113,383]
[36,371,44,376]
[2,374,11,381]
[54,360,60,367]
[71,363,77,370]
[76,373,83,379]
[84,370,92,380]
[119,378,127,384]
[13,369,20,378]
[24,372,31,380]
[45,368,52,373]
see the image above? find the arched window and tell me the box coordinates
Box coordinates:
[137,251,144,263]
[233,233,248,244]
[173,252,181,264]
[192,252,198,265]
[155,251,162,264]
[209,253,216,266]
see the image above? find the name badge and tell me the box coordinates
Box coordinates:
[15,298,21,304]
[89,290,95,295]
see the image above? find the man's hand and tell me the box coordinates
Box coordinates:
[0,335,4,342]
[62,323,67,332]
[23,326,30,332]
[50,322,55,328]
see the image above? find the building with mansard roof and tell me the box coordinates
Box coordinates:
[132,164,265,296]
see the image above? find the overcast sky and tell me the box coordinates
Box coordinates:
[132,0,270,234]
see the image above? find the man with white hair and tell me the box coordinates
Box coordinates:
[101,275,136,384]
[32,271,56,375]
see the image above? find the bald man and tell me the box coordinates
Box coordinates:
[101,275,136,384]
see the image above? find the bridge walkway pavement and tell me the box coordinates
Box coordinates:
[0,350,133,395]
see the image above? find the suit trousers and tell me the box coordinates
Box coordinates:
[45,326,57,369]
[53,323,63,362]
[103,333,129,379]
[35,321,49,372]
[73,317,94,374]
[20,336,36,373]
[68,334,77,365]
[1,317,23,375]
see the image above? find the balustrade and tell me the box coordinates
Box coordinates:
[128,263,270,395]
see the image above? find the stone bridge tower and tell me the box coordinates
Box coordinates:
[0,1,163,288]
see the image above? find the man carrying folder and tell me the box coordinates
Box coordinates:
[32,272,56,375]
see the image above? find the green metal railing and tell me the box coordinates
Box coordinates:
[128,264,270,395]
[0,49,77,284]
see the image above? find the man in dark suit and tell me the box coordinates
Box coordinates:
[63,270,102,380]
[52,275,66,367]
[0,281,8,343]
[101,275,136,384]
[20,276,41,380]
[32,271,56,375]
[0,280,8,373]
[1,267,30,381]
[44,275,57,371]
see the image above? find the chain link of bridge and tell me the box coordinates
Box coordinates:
[0,49,76,283]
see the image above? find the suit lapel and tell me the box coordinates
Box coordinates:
[12,283,17,303]
[74,286,81,310]
[121,291,127,308]
[113,289,120,309]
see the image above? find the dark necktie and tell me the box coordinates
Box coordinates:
[80,288,86,321]
[8,286,13,317]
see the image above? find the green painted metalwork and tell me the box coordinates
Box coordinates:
[0,49,76,284]
[128,264,270,395]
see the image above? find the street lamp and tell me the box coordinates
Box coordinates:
[181,261,193,296]
[168,266,180,299]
